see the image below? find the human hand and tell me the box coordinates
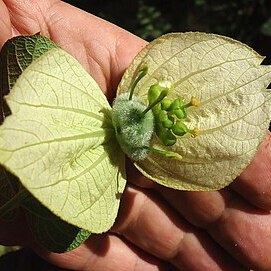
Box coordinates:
[1,1,271,270]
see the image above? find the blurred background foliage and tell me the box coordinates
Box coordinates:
[65,0,271,62]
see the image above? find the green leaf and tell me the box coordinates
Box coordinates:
[24,199,90,253]
[0,33,58,92]
[0,167,20,219]
[0,34,92,252]
[0,34,58,221]
[0,245,16,256]
[118,32,271,190]
[0,47,126,233]
[0,34,59,121]
[0,35,57,220]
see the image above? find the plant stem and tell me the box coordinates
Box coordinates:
[140,90,168,116]
[129,65,148,100]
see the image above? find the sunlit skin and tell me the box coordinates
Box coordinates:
[1,1,271,270]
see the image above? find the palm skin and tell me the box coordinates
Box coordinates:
[1,1,271,270]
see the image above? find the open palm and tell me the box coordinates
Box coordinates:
[1,1,271,270]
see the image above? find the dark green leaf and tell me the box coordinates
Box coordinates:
[24,199,90,253]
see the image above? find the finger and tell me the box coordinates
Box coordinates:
[35,233,172,271]
[231,131,271,210]
[4,0,146,100]
[207,192,271,271]
[3,0,58,35]
[113,185,246,271]
[0,0,12,47]
[126,159,157,189]
[158,186,271,271]
[129,131,271,210]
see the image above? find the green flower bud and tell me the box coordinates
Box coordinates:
[158,110,168,122]
[156,123,176,146]
[168,98,185,111]
[158,110,174,128]
[148,84,163,104]
[173,109,187,119]
[172,121,189,136]
[162,118,174,129]
[161,98,172,110]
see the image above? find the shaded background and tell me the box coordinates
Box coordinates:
[65,0,271,62]
[1,0,271,270]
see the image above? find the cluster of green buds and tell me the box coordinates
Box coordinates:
[112,64,200,161]
[147,81,200,146]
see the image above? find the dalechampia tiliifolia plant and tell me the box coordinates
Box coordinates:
[0,32,270,252]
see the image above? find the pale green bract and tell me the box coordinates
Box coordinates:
[0,48,126,233]
[0,32,271,238]
[118,32,271,190]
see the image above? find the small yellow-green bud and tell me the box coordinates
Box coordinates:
[168,99,181,110]
[172,121,189,136]
[191,128,200,137]
[173,109,186,119]
[157,126,177,146]
[158,110,168,122]
[190,97,200,107]
[161,98,172,111]
[162,118,174,129]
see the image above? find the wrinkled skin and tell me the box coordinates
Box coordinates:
[1,1,271,270]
